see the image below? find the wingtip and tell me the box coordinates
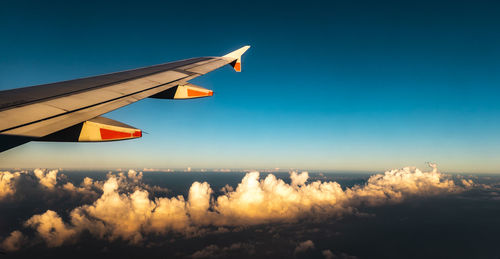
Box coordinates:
[224,46,250,72]
[223,45,251,59]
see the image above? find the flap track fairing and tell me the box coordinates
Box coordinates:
[39,117,142,142]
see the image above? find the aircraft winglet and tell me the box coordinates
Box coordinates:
[223,45,250,72]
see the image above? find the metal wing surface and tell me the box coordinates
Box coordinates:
[0,46,250,152]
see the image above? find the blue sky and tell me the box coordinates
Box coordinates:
[0,0,499,172]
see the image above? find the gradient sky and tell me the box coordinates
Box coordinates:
[0,0,499,172]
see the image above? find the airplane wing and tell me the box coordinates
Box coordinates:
[0,46,250,152]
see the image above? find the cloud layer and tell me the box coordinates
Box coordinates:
[0,164,476,251]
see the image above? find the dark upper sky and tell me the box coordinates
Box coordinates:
[0,0,499,172]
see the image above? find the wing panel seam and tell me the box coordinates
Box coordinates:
[0,75,192,134]
[0,58,212,111]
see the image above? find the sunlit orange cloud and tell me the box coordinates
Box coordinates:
[0,171,20,200]
[0,164,479,251]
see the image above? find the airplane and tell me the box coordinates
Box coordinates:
[0,46,250,153]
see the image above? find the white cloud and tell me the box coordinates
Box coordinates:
[188,182,213,225]
[127,169,143,182]
[33,169,58,189]
[346,164,458,206]
[290,171,309,186]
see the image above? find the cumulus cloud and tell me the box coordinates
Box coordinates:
[0,169,96,203]
[66,174,188,245]
[24,210,77,247]
[0,231,25,252]
[347,163,458,206]
[294,240,315,254]
[33,169,58,189]
[0,171,21,200]
[290,171,309,186]
[461,179,474,188]
[127,169,143,182]
[188,182,213,225]
[212,172,348,225]
[3,164,478,248]
[103,170,169,196]
[69,176,167,244]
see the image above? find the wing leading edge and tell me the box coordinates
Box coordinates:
[0,46,250,152]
